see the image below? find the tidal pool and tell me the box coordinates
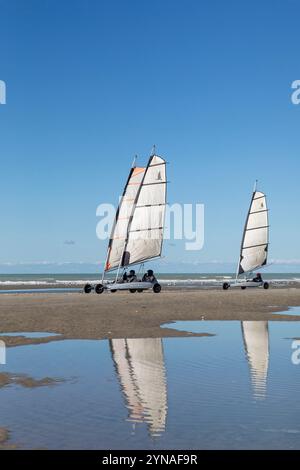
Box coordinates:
[0,321,300,449]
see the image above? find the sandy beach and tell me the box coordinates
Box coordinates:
[1,288,300,451]
[1,288,300,343]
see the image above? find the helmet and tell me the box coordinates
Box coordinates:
[147,269,154,276]
[129,270,135,275]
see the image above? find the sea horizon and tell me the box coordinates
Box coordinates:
[1,272,299,289]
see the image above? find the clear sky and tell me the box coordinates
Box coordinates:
[0,0,299,272]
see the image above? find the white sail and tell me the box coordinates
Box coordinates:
[238,191,269,275]
[105,166,146,271]
[110,338,167,436]
[105,155,166,272]
[241,321,269,399]
[124,155,166,266]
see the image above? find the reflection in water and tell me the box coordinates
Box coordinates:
[241,321,270,399]
[1,323,300,449]
[110,339,167,436]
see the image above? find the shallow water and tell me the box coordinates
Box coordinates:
[0,332,60,338]
[1,321,300,449]
[273,307,300,317]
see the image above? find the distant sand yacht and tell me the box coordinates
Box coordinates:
[241,321,269,399]
[110,338,167,436]
[223,181,270,290]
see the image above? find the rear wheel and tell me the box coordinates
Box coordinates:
[241,286,247,290]
[263,282,270,290]
[110,289,117,293]
[84,284,92,294]
[129,289,137,293]
[95,284,104,294]
[137,289,143,293]
[223,282,230,290]
[153,283,161,293]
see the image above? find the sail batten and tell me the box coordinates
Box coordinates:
[238,190,269,276]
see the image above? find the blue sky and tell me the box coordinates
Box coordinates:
[0,0,299,272]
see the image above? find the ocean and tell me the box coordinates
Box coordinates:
[0,273,299,290]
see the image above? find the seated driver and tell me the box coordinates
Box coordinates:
[252,272,263,283]
[127,269,137,283]
[142,269,157,284]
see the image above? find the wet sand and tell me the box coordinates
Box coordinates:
[0,427,9,448]
[0,372,64,389]
[0,288,300,341]
[0,427,17,450]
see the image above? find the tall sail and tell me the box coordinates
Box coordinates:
[238,191,269,275]
[124,155,166,266]
[241,321,269,399]
[105,154,166,272]
[105,166,146,271]
[110,338,167,436]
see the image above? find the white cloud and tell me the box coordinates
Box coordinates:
[270,259,300,265]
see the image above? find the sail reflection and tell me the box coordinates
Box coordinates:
[241,321,269,399]
[110,338,167,436]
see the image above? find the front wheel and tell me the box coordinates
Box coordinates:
[129,289,137,293]
[153,283,161,293]
[263,282,270,290]
[241,286,247,290]
[95,284,104,294]
[84,284,92,294]
[223,282,230,290]
[137,289,143,293]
